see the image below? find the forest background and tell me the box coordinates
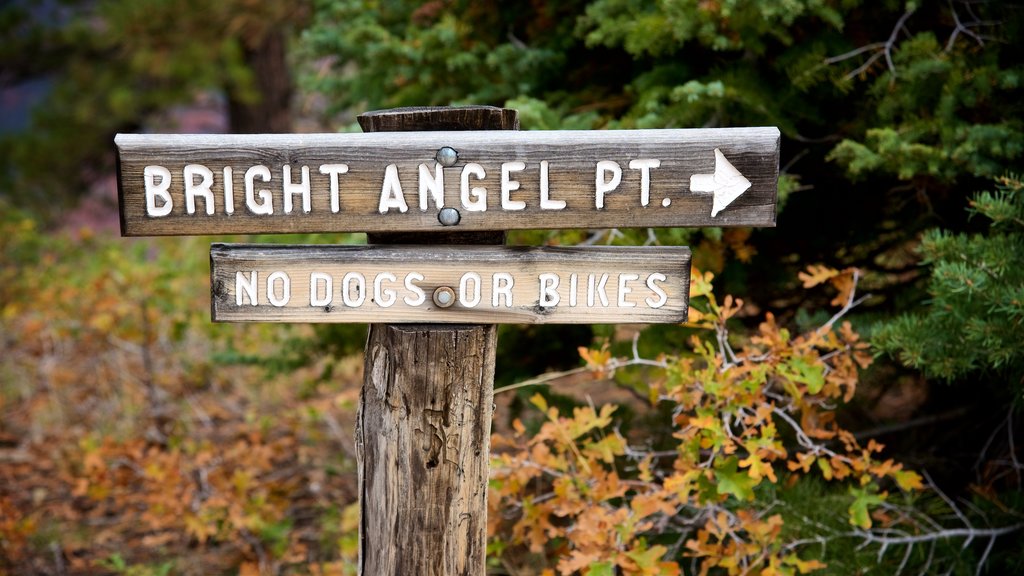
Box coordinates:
[1,0,1022,575]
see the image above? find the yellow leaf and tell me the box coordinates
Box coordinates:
[786,556,827,574]
[578,341,613,375]
[88,312,116,333]
[817,457,833,481]
[893,470,924,491]
[689,267,715,297]
[529,393,548,412]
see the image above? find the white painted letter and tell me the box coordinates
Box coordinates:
[459,272,482,307]
[645,273,668,308]
[283,165,311,214]
[310,272,333,307]
[144,165,173,217]
[629,159,661,207]
[373,272,398,308]
[595,160,622,209]
[223,167,235,215]
[492,273,514,308]
[319,164,349,213]
[236,271,258,306]
[595,273,610,306]
[500,161,526,211]
[618,273,638,308]
[539,273,560,307]
[266,271,291,307]
[342,272,366,307]
[539,160,565,210]
[245,165,274,215]
[569,273,578,307]
[404,272,426,306]
[460,163,487,212]
[379,164,409,214]
[184,164,215,215]
[418,163,444,211]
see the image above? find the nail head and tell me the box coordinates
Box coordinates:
[433,286,456,308]
[436,146,458,167]
[438,207,461,226]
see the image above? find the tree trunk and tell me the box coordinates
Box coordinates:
[228,30,292,133]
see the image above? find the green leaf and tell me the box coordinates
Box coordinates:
[780,357,826,394]
[714,457,759,501]
[587,561,615,576]
[848,486,887,529]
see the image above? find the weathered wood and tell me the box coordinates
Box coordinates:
[210,244,691,324]
[116,126,780,236]
[360,324,496,576]
[356,106,516,576]
[357,105,519,132]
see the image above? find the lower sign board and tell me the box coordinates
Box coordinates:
[210,244,691,324]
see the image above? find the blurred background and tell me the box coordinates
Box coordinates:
[1,1,1022,574]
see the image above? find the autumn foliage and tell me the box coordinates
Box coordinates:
[0,212,361,575]
[4,198,1011,575]
[488,267,925,575]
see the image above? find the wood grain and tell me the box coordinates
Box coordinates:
[210,244,691,325]
[359,324,495,576]
[355,105,514,576]
[357,105,519,132]
[116,127,779,236]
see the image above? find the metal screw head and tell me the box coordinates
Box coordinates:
[435,146,458,167]
[438,207,461,226]
[433,286,456,308]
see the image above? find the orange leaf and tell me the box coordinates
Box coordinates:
[829,271,855,307]
[798,264,839,288]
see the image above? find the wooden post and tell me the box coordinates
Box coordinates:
[355,106,518,575]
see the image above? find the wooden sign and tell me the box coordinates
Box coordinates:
[210,244,691,324]
[117,128,779,236]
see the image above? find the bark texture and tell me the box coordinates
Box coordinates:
[359,325,496,575]
[356,105,517,575]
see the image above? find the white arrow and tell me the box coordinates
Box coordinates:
[689,148,751,217]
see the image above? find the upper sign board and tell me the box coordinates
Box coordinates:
[117,128,779,236]
[211,244,691,324]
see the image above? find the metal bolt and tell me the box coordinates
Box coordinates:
[438,207,461,226]
[433,286,456,308]
[435,146,458,167]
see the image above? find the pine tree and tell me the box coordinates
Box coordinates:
[874,176,1024,385]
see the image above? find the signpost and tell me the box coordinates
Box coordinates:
[115,105,779,576]
[116,127,779,235]
[210,244,691,324]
